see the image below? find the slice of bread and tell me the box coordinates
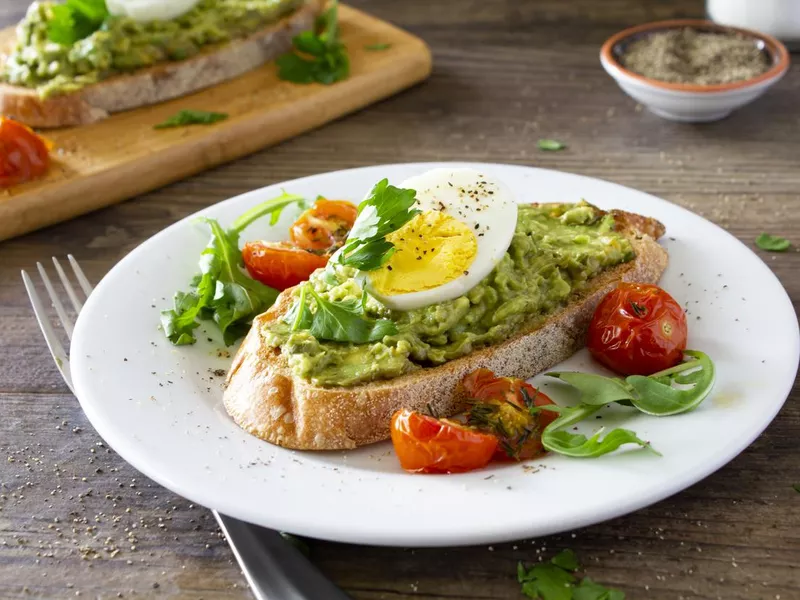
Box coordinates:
[0,0,323,128]
[223,207,668,450]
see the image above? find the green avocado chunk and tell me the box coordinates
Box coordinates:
[264,203,635,387]
[2,0,303,98]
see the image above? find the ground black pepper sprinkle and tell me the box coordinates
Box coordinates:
[621,28,770,85]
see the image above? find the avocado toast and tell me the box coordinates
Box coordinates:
[224,200,668,451]
[0,0,323,128]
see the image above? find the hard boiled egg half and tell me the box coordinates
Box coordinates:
[106,0,200,22]
[362,168,518,311]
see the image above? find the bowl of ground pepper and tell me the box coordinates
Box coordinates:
[600,19,790,122]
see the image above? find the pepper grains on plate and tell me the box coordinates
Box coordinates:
[621,27,770,85]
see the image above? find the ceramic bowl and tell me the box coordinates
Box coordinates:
[600,19,790,122]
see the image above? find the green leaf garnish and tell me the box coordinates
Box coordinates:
[161,192,304,346]
[277,0,350,85]
[46,0,108,45]
[755,233,791,252]
[518,550,624,599]
[365,43,391,51]
[542,351,715,458]
[573,578,626,600]
[793,483,800,493]
[154,110,229,129]
[546,372,635,406]
[287,283,397,343]
[538,139,567,151]
[551,549,580,572]
[338,178,421,271]
[541,404,654,458]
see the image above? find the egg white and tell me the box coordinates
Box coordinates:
[107,0,200,22]
[364,168,518,311]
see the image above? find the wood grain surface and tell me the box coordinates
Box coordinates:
[0,4,431,241]
[1,0,799,599]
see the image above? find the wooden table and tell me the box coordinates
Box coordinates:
[1,1,798,598]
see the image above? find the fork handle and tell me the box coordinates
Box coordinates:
[213,511,352,600]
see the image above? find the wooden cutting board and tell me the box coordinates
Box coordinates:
[0,5,431,241]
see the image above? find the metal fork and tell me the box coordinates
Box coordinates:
[22,256,351,600]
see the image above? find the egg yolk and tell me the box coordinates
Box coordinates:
[369,211,478,296]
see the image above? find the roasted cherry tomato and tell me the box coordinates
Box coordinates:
[463,369,557,460]
[586,283,688,376]
[290,198,358,252]
[0,118,50,188]
[242,241,328,291]
[391,408,498,474]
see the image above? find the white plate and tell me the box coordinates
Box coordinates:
[71,163,799,547]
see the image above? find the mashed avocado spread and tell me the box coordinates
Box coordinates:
[264,203,635,387]
[3,0,302,98]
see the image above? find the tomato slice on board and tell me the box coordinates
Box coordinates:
[0,118,50,188]
[390,409,498,474]
[290,198,358,252]
[463,368,557,460]
[586,283,688,376]
[242,241,329,291]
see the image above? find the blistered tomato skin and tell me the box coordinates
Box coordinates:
[0,118,50,188]
[586,283,688,376]
[390,409,498,474]
[290,199,358,252]
[242,241,328,291]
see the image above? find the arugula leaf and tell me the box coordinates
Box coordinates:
[755,233,791,252]
[546,372,635,406]
[538,139,567,151]
[46,0,108,45]
[162,192,304,345]
[338,178,420,270]
[288,284,397,343]
[541,402,654,458]
[154,110,229,129]
[626,351,715,416]
[551,549,580,572]
[277,0,349,85]
[365,43,391,51]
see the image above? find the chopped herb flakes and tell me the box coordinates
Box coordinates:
[538,139,567,151]
[755,233,791,252]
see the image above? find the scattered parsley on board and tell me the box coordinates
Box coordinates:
[154,110,229,129]
[277,0,349,84]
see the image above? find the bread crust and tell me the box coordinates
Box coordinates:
[223,209,668,450]
[0,0,323,128]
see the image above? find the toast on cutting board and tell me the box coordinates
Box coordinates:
[223,207,668,451]
[0,0,324,128]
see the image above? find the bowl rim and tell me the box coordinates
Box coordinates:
[600,18,790,93]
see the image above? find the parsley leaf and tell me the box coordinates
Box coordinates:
[538,139,567,151]
[288,284,397,343]
[573,578,625,600]
[277,0,349,85]
[551,549,580,572]
[518,551,625,600]
[154,110,229,129]
[47,0,108,45]
[338,178,420,270]
[365,43,391,51]
[755,233,791,252]
[161,192,304,346]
